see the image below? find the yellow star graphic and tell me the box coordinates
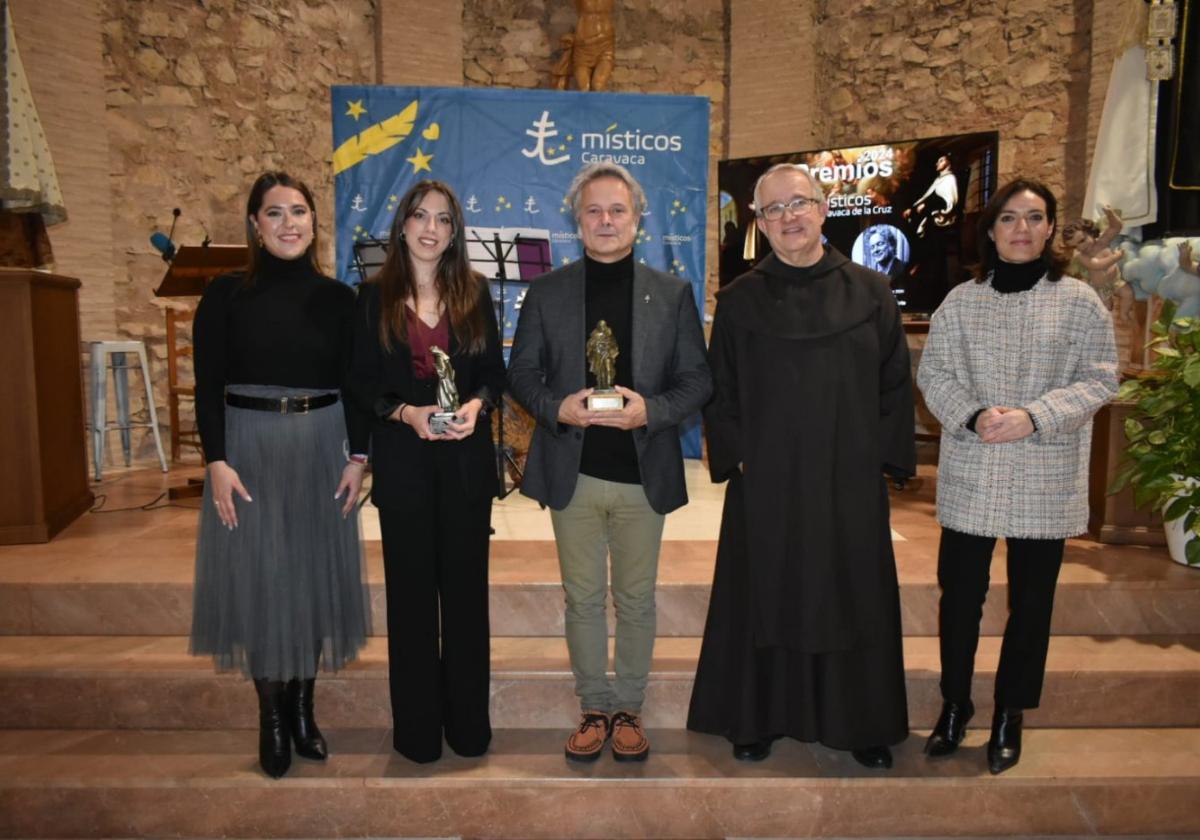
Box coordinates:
[406,147,434,173]
[345,100,367,121]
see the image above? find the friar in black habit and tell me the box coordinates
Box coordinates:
[687,163,916,769]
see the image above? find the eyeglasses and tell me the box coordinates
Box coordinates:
[755,196,822,221]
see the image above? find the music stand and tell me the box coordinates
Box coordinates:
[465,227,553,498]
[352,236,388,284]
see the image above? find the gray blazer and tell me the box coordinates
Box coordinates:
[917,274,1118,538]
[507,259,712,514]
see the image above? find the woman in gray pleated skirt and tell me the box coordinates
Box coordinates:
[189,172,371,778]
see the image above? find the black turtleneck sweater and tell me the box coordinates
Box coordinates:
[192,251,368,461]
[990,257,1050,294]
[580,252,640,484]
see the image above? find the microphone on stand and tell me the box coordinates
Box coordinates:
[150,208,182,262]
[150,232,176,261]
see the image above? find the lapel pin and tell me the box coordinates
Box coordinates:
[644,294,651,303]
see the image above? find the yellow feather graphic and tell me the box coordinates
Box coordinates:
[332,100,420,175]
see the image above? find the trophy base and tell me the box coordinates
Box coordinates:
[429,411,461,435]
[587,390,624,411]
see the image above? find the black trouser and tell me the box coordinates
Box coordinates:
[936,527,1065,710]
[378,471,493,763]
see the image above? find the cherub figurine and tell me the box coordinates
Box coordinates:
[1061,206,1134,321]
[1180,241,1198,277]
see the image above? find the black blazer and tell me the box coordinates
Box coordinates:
[349,278,505,507]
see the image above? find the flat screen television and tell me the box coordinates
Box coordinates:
[718,131,999,317]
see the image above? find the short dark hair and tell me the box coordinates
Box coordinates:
[974,177,1068,283]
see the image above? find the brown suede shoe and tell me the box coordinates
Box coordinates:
[610,710,649,762]
[564,711,611,762]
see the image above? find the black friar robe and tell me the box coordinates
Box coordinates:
[687,247,916,750]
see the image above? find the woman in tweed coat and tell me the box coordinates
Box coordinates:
[916,179,1118,774]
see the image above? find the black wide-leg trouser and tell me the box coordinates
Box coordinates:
[936,527,1065,710]
[378,460,493,764]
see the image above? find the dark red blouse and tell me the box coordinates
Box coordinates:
[405,306,450,380]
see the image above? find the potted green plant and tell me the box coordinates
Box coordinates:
[1110,301,1200,566]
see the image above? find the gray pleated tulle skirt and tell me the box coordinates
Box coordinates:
[190,384,371,680]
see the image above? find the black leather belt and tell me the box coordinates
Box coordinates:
[225,392,338,414]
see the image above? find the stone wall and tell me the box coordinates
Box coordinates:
[99,0,377,462]
[808,0,1094,213]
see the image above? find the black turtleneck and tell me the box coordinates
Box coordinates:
[193,251,364,461]
[991,258,1049,293]
[580,252,640,485]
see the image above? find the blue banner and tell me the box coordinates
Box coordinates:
[331,86,710,458]
[331,86,709,314]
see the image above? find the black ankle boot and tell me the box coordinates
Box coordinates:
[925,699,974,759]
[987,707,1023,775]
[288,678,328,761]
[253,679,292,778]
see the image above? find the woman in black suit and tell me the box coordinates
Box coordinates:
[350,180,504,763]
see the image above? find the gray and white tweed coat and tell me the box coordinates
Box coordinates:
[917,274,1118,539]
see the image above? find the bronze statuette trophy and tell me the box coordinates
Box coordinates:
[586,320,624,411]
[429,346,461,434]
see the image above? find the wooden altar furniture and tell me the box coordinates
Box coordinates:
[0,269,93,543]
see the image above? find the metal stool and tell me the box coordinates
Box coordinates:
[88,340,168,480]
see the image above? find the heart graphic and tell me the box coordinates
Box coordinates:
[422,123,440,141]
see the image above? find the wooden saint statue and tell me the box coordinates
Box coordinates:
[551,0,615,91]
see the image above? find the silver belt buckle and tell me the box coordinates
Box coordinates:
[295,396,310,415]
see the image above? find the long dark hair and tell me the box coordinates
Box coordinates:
[973,177,1068,283]
[370,180,486,354]
[243,172,322,286]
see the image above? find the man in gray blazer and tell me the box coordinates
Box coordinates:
[508,162,711,763]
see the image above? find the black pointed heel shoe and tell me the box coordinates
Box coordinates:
[925,699,974,759]
[987,707,1023,775]
[253,679,292,779]
[288,678,328,761]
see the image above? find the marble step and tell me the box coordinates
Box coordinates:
[1,727,1198,838]
[3,539,1199,637]
[3,634,1198,731]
